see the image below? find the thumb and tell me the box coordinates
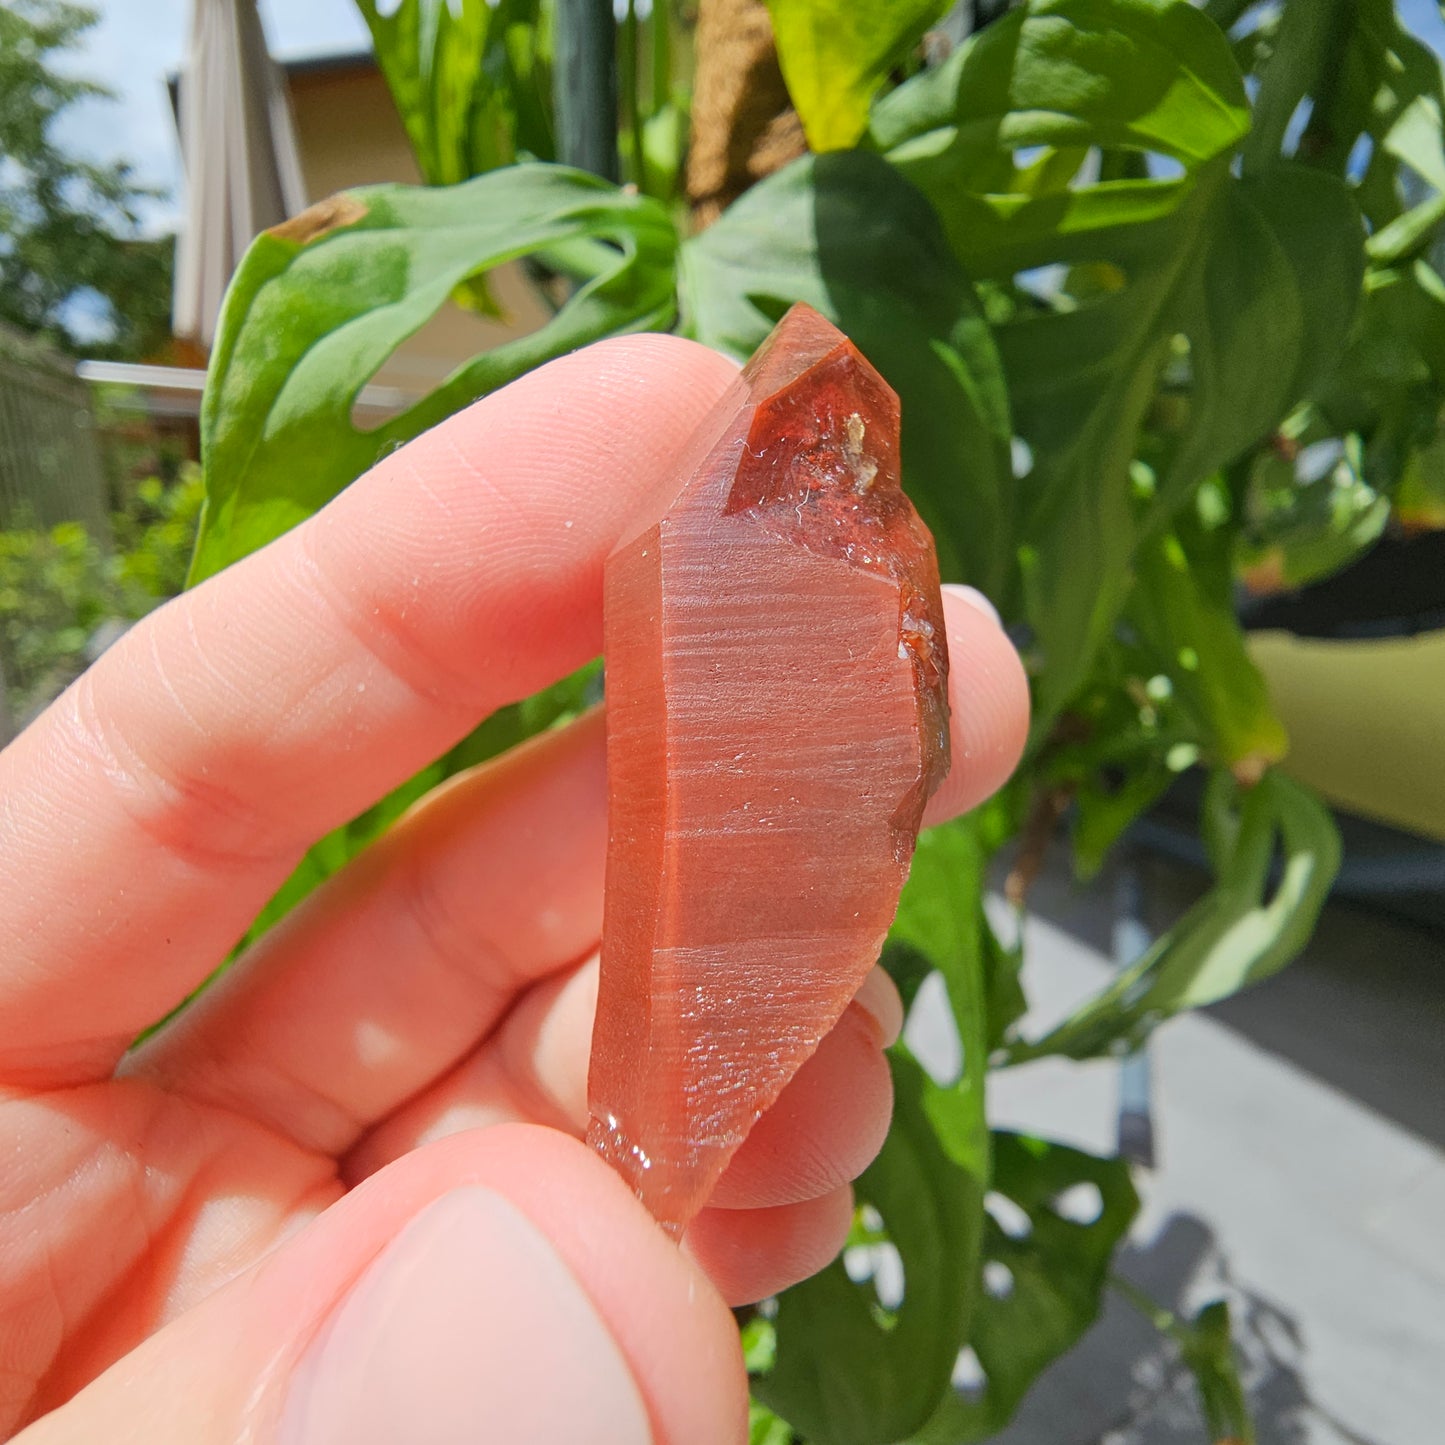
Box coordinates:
[18,1125,747,1445]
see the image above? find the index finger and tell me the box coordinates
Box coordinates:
[0,335,740,1086]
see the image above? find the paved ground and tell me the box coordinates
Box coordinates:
[907,845,1445,1445]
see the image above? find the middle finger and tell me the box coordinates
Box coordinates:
[339,955,898,1208]
[127,709,608,1155]
[339,954,893,1306]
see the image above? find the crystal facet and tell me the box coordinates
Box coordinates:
[586,304,951,1235]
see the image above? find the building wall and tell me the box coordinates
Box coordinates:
[286,60,550,400]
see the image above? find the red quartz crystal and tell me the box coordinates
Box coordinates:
[586,303,951,1236]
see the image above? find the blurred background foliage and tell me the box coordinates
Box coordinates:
[0,468,202,719]
[5,0,1444,1441]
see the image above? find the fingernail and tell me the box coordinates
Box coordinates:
[278,1187,651,1445]
[942,583,1002,629]
[853,965,904,1048]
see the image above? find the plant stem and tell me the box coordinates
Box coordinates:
[620,0,645,185]
[651,0,671,119]
[553,0,620,181]
[1109,1272,1180,1337]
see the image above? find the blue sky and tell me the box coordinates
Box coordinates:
[54,0,1445,236]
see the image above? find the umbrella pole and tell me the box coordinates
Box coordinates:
[554,0,620,181]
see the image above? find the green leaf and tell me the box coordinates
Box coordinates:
[681,149,1015,600]
[980,904,1028,1055]
[1201,0,1253,29]
[1237,417,1392,592]
[743,1320,799,1444]
[1127,524,1288,779]
[1241,0,1355,173]
[1112,1281,1258,1445]
[755,1056,986,1445]
[1312,257,1445,519]
[911,1133,1140,1443]
[1007,769,1341,1063]
[1147,166,1366,520]
[741,1314,778,1375]
[766,0,950,152]
[1243,0,1445,198]
[1367,192,1445,266]
[1029,559,1210,883]
[873,0,1251,236]
[1396,404,1445,530]
[1075,770,1176,876]
[192,166,677,582]
[748,1400,798,1445]
[885,816,993,1161]
[1179,1300,1257,1445]
[1001,159,1360,729]
[757,817,999,1443]
[356,0,553,184]
[879,813,1025,1054]
[874,0,1363,732]
[1382,88,1445,198]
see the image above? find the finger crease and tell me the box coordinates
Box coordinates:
[62,673,299,873]
[494,1012,581,1135]
[295,497,496,718]
[398,854,516,1028]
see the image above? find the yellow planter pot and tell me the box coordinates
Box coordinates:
[1249,629,1445,844]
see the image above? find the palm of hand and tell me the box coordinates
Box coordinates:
[0,337,1027,1443]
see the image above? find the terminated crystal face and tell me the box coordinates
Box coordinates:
[586,303,951,1236]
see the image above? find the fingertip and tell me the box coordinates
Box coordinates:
[852,964,903,1048]
[435,332,740,494]
[303,331,742,718]
[52,1125,747,1445]
[566,330,742,394]
[707,1008,892,1211]
[925,587,1030,825]
[276,1183,657,1445]
[945,583,1002,629]
[351,1126,747,1445]
[686,1185,855,1308]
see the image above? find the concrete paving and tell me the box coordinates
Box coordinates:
[907,847,1445,1445]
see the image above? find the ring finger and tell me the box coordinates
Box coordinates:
[339,954,896,1306]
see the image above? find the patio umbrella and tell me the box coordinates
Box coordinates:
[172,0,307,349]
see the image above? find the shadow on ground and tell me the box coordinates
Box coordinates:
[992,1213,1380,1445]
[1015,847,1445,1153]
[979,838,1444,1443]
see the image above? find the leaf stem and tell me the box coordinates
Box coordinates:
[1109,1272,1179,1337]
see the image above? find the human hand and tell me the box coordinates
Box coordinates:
[0,336,1029,1444]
